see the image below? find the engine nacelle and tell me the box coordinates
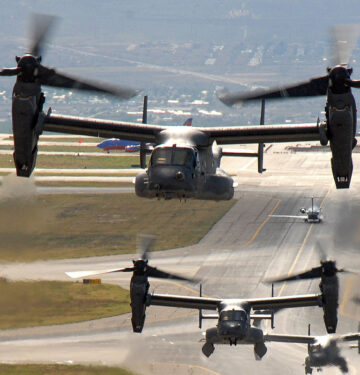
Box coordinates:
[11,82,45,177]
[320,276,339,334]
[130,275,150,333]
[327,95,354,189]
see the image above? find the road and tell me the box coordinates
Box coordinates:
[0,144,359,375]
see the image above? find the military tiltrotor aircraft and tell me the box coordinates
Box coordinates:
[219,26,360,189]
[270,197,323,223]
[0,16,341,201]
[66,236,339,360]
[267,247,357,334]
[265,324,360,374]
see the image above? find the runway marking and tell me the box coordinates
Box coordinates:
[277,224,314,297]
[240,198,281,249]
[349,364,357,375]
[239,157,257,171]
[167,280,210,298]
[190,364,222,375]
[277,187,332,297]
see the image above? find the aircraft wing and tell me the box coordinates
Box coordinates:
[44,113,321,146]
[246,294,322,310]
[149,293,221,310]
[149,293,321,311]
[264,333,315,344]
[198,123,321,145]
[269,215,308,220]
[44,114,165,143]
[340,333,360,342]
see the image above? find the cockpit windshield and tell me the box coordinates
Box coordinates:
[309,344,321,354]
[151,147,195,167]
[220,310,247,322]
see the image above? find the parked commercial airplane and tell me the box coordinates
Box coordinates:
[97,118,193,152]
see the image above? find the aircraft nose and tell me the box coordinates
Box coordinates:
[149,166,194,192]
[219,322,245,339]
[175,171,185,181]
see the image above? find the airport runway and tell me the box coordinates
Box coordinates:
[0,145,359,374]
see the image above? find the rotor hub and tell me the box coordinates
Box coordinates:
[16,54,40,82]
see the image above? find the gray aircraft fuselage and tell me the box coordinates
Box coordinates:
[201,300,268,359]
[135,127,234,201]
[305,339,348,374]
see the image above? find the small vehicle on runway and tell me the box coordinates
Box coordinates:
[270,197,323,223]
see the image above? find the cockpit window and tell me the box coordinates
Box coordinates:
[151,147,195,167]
[220,310,247,322]
[151,148,172,165]
[309,345,320,354]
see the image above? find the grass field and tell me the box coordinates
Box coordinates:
[0,193,235,262]
[0,364,135,375]
[0,278,130,329]
[0,154,140,169]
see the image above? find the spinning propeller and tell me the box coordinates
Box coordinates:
[66,234,196,282]
[266,243,355,283]
[0,13,139,99]
[219,25,360,106]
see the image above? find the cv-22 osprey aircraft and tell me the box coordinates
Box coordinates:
[0,15,346,201]
[265,324,360,374]
[219,26,360,190]
[66,236,337,360]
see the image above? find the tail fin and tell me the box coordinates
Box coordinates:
[183,118,193,126]
[221,100,266,174]
[140,96,148,168]
[258,99,265,173]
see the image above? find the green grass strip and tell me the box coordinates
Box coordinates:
[0,364,135,375]
[0,279,130,329]
[0,193,235,262]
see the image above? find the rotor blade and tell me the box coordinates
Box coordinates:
[267,267,323,283]
[0,68,21,76]
[218,75,329,106]
[137,234,156,261]
[29,13,57,57]
[37,65,140,99]
[330,25,360,66]
[316,241,328,263]
[147,266,197,283]
[65,267,134,279]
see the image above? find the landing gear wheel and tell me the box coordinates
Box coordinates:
[202,342,215,357]
[319,124,328,146]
